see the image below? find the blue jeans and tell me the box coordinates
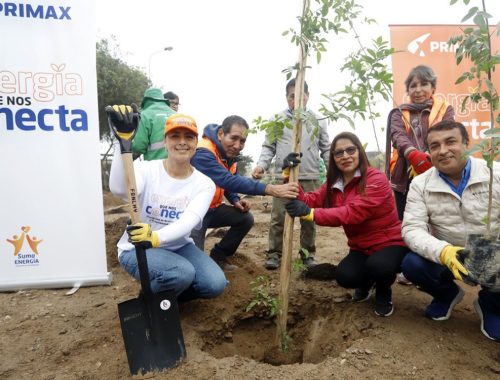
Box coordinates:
[119,242,227,302]
[402,252,500,312]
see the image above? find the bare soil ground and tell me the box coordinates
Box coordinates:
[0,193,498,379]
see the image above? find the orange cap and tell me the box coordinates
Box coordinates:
[164,114,198,136]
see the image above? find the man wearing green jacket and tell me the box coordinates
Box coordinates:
[132,87,175,160]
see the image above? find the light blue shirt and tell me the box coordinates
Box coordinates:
[438,158,471,197]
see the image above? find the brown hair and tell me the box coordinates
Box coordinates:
[324,132,371,207]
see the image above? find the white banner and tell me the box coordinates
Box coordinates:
[0,0,111,290]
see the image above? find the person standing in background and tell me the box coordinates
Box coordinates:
[132,87,175,160]
[164,91,180,112]
[385,65,454,286]
[386,65,454,219]
[252,79,330,270]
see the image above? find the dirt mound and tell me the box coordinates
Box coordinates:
[1,195,499,379]
[105,216,128,269]
[103,191,127,209]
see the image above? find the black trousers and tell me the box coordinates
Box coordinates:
[394,191,407,221]
[335,245,408,290]
[190,204,254,258]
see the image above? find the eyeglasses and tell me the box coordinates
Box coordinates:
[333,146,357,158]
[169,101,179,106]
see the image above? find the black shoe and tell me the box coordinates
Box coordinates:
[303,263,337,280]
[264,255,280,270]
[375,287,393,317]
[210,252,238,271]
[352,287,374,303]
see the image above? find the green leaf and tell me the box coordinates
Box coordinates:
[246,300,257,312]
[464,146,483,158]
[473,13,487,31]
[461,6,478,22]
[455,74,468,84]
[483,128,500,136]
[482,151,493,161]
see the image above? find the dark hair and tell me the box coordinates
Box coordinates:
[324,132,370,207]
[404,65,437,92]
[427,120,470,146]
[221,115,249,134]
[163,91,179,101]
[286,78,309,95]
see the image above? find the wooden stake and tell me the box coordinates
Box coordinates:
[276,0,310,348]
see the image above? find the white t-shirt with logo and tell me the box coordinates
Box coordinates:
[114,159,215,256]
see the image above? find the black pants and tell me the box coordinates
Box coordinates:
[394,191,407,221]
[335,246,408,291]
[190,204,254,258]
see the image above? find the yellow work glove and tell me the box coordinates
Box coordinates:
[281,152,302,181]
[285,200,315,222]
[282,167,291,179]
[300,208,314,222]
[407,165,418,179]
[440,245,469,281]
[126,222,160,249]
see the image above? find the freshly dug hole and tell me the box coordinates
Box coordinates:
[201,303,366,366]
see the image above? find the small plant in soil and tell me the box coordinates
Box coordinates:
[281,333,293,354]
[246,276,281,317]
[292,247,310,272]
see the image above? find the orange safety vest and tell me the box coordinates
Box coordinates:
[388,97,449,174]
[197,137,237,209]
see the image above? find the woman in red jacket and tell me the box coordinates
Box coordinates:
[285,132,407,317]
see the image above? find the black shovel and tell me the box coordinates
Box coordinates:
[106,105,186,375]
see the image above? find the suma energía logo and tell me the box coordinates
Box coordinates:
[6,226,42,266]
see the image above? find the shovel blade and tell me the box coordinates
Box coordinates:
[118,290,186,375]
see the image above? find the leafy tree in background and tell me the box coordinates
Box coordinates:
[96,37,151,141]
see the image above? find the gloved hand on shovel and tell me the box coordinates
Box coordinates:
[440,245,469,281]
[127,222,160,249]
[105,104,140,153]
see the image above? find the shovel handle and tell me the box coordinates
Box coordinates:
[106,104,153,297]
[121,153,141,224]
[120,153,153,296]
[118,152,153,297]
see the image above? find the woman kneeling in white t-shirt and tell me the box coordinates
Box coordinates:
[110,113,227,302]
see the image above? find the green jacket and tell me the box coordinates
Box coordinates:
[132,88,175,160]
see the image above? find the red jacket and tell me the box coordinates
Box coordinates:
[299,167,405,254]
